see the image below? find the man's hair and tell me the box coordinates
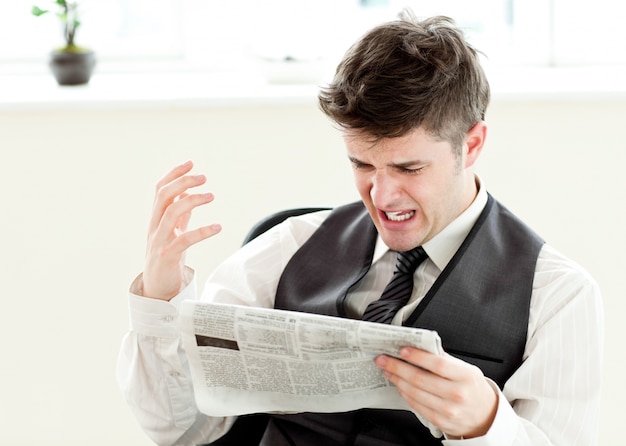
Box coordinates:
[318,10,490,152]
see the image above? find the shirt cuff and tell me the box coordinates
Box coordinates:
[443,380,519,446]
[127,267,197,338]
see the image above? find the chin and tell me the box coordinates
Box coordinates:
[374,219,427,251]
[379,232,424,252]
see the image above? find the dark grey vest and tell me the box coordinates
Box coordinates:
[262,196,544,445]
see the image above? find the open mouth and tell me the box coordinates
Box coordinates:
[384,210,415,222]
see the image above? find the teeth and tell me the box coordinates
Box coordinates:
[385,211,414,221]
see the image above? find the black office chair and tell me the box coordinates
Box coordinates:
[242,207,331,245]
[202,206,331,446]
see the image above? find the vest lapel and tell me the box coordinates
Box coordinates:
[275,202,377,317]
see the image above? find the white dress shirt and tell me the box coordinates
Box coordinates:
[117,183,604,446]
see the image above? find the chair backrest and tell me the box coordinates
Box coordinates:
[242,207,331,245]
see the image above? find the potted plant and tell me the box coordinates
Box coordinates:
[32,0,96,85]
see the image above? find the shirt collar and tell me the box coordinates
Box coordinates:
[372,175,488,271]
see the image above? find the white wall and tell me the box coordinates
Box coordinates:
[0,97,623,445]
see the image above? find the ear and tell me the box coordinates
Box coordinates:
[463,121,487,169]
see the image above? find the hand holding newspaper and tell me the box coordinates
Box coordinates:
[179,301,444,437]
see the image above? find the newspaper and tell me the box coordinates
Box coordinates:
[179,301,442,422]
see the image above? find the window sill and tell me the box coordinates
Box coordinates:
[0,70,322,112]
[1,64,626,112]
[484,65,626,102]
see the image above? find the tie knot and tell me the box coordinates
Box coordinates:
[395,246,427,274]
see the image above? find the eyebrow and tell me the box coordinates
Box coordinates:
[348,156,365,164]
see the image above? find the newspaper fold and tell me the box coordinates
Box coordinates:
[180,301,444,436]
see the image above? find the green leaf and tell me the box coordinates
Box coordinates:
[31,6,49,16]
[55,0,67,7]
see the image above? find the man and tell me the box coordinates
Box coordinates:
[117,11,603,446]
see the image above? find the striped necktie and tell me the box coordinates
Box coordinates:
[362,247,428,324]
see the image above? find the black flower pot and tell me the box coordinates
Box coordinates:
[49,49,96,86]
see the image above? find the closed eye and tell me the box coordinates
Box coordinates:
[397,166,425,175]
[391,159,429,175]
[391,162,428,175]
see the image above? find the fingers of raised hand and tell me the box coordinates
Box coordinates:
[146,162,220,263]
[155,160,194,191]
[150,172,208,231]
[151,192,217,250]
[142,162,223,301]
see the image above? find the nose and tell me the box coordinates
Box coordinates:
[370,170,401,208]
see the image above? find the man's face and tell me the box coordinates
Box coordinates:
[344,126,482,252]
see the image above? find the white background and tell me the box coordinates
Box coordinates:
[0,0,624,444]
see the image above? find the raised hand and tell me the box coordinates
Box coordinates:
[142,160,222,300]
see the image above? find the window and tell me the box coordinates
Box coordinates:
[551,0,626,66]
[1,0,623,76]
[0,0,181,66]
